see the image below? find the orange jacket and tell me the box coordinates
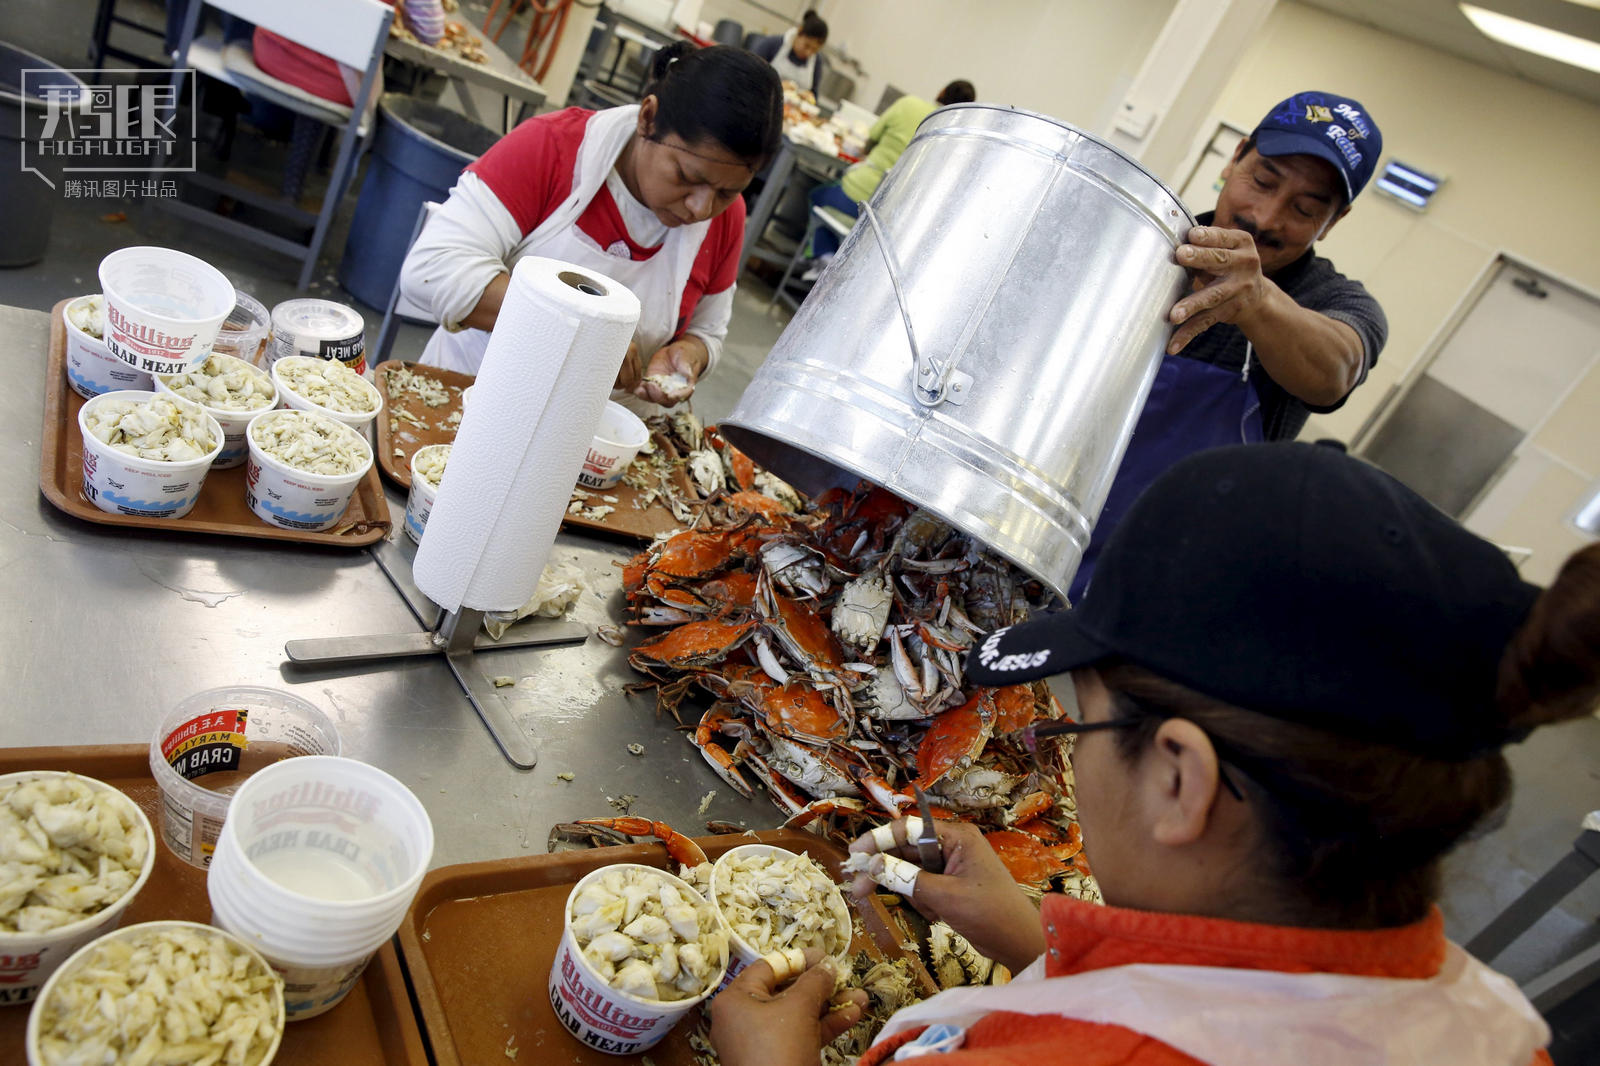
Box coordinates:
[859,897,1552,1066]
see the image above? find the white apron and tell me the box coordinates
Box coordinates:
[768,28,816,89]
[873,943,1548,1066]
[421,105,709,414]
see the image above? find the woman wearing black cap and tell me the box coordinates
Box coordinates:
[707,443,1597,1066]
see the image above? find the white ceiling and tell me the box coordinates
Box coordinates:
[1300,0,1600,105]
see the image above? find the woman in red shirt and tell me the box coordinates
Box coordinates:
[710,443,1599,1066]
[400,42,780,410]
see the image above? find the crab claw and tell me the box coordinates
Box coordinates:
[572,817,709,867]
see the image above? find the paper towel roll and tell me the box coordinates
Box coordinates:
[412,257,640,612]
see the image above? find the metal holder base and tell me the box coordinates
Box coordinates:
[284,540,587,769]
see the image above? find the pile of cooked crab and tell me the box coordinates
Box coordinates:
[616,432,1098,903]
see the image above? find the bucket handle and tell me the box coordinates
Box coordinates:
[860,202,957,407]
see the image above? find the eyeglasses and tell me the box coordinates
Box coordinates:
[1020,716,1248,802]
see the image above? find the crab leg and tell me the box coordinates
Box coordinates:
[572,816,709,866]
[694,707,754,799]
[752,631,791,685]
[735,743,811,817]
[889,628,923,702]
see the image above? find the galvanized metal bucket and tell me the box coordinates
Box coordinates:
[722,104,1194,599]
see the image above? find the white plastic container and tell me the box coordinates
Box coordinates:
[98,246,236,375]
[0,771,156,1005]
[268,298,367,374]
[271,355,385,432]
[404,444,450,543]
[213,290,273,368]
[77,390,223,519]
[708,843,852,991]
[548,864,727,1055]
[148,686,342,869]
[578,401,650,490]
[206,756,434,1019]
[25,921,285,1066]
[155,353,279,470]
[245,410,375,532]
[61,294,153,398]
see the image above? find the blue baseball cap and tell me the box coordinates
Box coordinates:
[1251,92,1382,203]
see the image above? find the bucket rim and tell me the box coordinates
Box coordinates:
[917,103,1196,232]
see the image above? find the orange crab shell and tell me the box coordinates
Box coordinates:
[631,617,756,669]
[757,681,850,742]
[991,685,1040,734]
[653,529,750,579]
[767,592,845,671]
[727,491,790,522]
[915,691,995,788]
[696,571,759,615]
[984,829,1069,886]
[707,427,758,492]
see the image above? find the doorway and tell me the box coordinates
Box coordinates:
[1354,256,1600,524]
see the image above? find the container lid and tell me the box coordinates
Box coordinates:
[270,299,364,341]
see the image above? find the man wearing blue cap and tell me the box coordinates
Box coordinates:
[1071,91,1388,602]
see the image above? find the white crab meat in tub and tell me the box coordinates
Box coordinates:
[412,444,450,489]
[33,925,282,1066]
[276,356,377,414]
[160,355,275,412]
[0,775,148,933]
[570,867,727,1001]
[68,295,105,338]
[250,410,368,476]
[715,851,849,957]
[84,395,215,462]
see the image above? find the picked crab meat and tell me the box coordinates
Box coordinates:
[32,925,282,1066]
[84,394,216,462]
[412,444,450,488]
[160,354,275,412]
[713,849,850,957]
[67,294,105,338]
[249,410,369,476]
[0,775,148,932]
[276,355,378,414]
[569,865,727,1002]
[642,372,694,401]
[686,448,725,497]
[384,363,451,407]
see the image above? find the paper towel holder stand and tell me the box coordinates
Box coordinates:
[283,555,587,769]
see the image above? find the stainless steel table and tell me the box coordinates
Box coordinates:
[578,3,681,92]
[385,15,547,132]
[740,135,853,272]
[0,303,767,869]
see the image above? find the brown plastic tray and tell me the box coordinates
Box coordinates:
[399,829,937,1066]
[0,744,428,1066]
[375,360,696,544]
[39,299,391,547]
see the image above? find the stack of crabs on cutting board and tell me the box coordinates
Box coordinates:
[559,408,1100,1012]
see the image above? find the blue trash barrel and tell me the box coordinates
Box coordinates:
[0,42,90,267]
[338,94,501,310]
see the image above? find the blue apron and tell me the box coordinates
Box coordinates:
[1069,348,1265,602]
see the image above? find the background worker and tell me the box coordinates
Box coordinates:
[801,79,978,280]
[750,10,829,96]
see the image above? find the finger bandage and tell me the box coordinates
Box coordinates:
[870,817,924,852]
[761,947,808,984]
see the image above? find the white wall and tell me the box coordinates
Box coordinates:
[811,0,1178,125]
[1208,2,1600,582]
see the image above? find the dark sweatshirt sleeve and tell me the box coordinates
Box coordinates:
[749,34,780,62]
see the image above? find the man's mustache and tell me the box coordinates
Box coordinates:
[1231,217,1284,250]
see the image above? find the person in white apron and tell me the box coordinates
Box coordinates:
[399,42,783,413]
[706,444,1600,1066]
[749,10,828,96]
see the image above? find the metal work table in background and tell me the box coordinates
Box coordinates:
[384,15,547,132]
[0,303,763,869]
[741,136,853,273]
[578,2,682,92]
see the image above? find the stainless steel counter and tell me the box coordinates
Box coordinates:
[0,303,770,868]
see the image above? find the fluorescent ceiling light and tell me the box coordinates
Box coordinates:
[1460,4,1600,73]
